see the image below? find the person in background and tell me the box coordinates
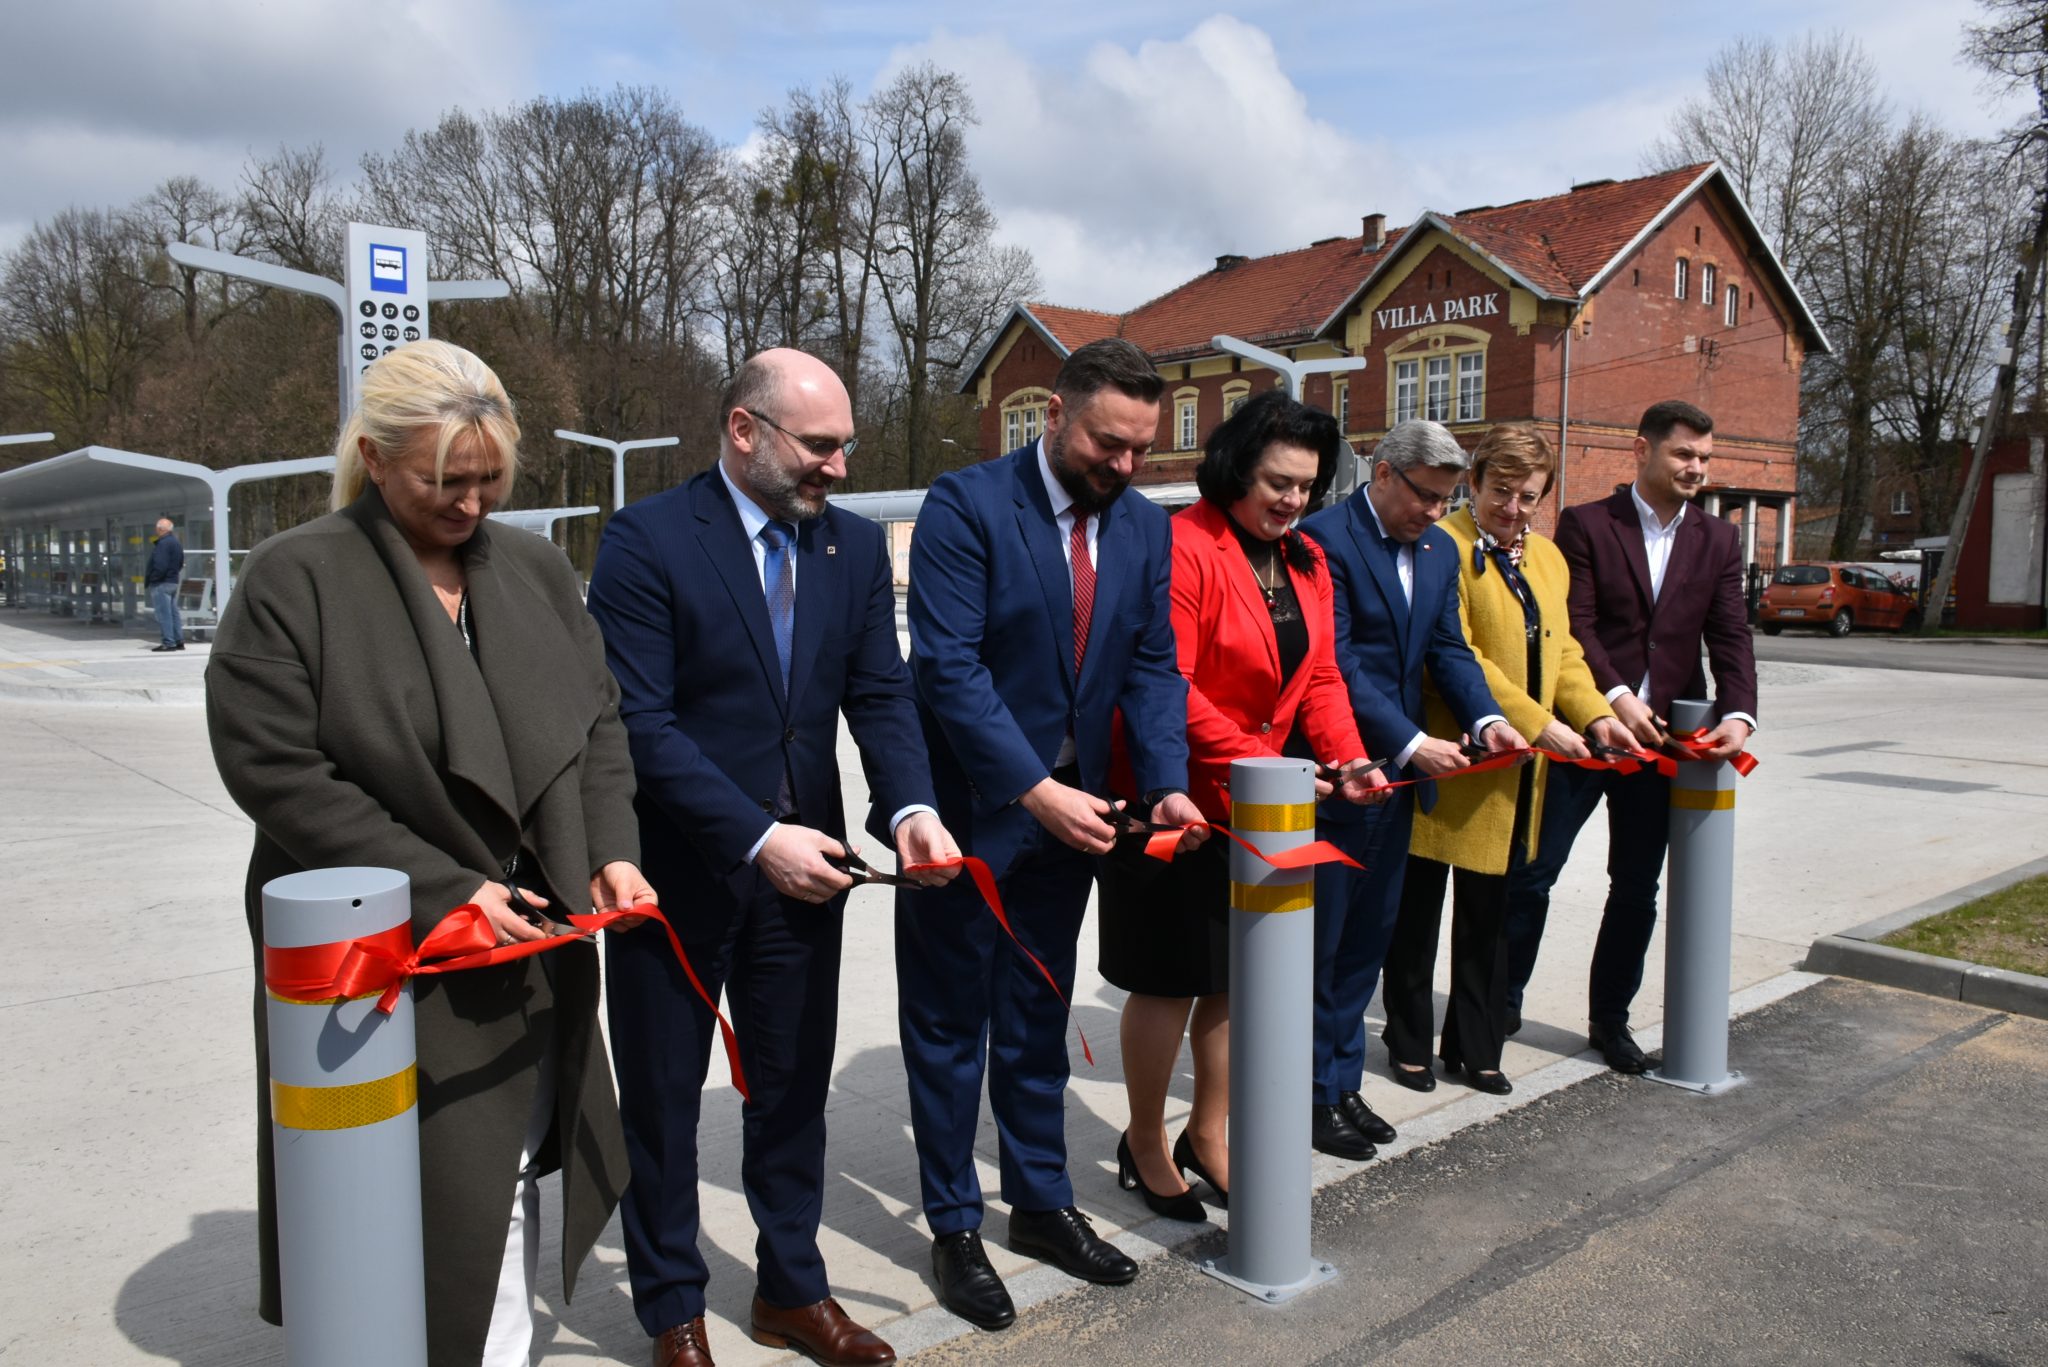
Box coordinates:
[145,516,185,651]
[1099,390,1388,1222]
[1380,424,1632,1096]
[1298,419,1526,1161]
[1499,400,1757,1073]
[207,339,649,1366]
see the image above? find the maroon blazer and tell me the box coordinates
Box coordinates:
[1554,485,1758,724]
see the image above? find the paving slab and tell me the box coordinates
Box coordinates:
[2,645,2045,1363]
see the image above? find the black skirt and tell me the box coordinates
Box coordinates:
[1097,835,1231,997]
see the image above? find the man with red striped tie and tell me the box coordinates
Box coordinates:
[896,338,1206,1330]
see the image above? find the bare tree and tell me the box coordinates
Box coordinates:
[239,144,345,275]
[868,64,1038,487]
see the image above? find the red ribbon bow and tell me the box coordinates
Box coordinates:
[265,902,752,1100]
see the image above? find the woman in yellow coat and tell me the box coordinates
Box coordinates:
[1380,424,1635,1093]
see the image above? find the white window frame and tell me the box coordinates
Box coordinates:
[1456,352,1484,423]
[1675,257,1690,300]
[1334,377,1350,433]
[1394,359,1420,424]
[1725,283,1740,327]
[1701,262,1717,307]
[1890,488,1912,517]
[1423,355,1452,423]
[1177,398,1198,450]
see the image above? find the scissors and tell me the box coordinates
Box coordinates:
[1105,801,1186,838]
[823,845,924,889]
[1314,757,1397,785]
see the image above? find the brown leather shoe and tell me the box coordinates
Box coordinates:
[652,1317,715,1367]
[749,1295,896,1366]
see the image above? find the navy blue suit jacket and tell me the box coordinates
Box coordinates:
[907,443,1188,876]
[587,471,933,921]
[1298,488,1499,818]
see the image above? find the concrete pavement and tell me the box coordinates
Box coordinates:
[3,619,2047,1364]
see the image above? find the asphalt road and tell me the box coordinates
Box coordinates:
[919,978,2048,1367]
[1754,629,2048,679]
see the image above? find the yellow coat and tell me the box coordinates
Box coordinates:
[1409,507,1615,875]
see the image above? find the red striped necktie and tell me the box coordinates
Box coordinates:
[1070,513,1094,677]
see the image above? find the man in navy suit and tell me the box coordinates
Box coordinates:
[1500,400,1757,1075]
[588,348,961,1367]
[1298,419,1524,1160]
[896,338,1204,1330]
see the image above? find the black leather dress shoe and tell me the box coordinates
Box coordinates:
[932,1230,1015,1330]
[1339,1090,1397,1144]
[1463,1067,1513,1095]
[1311,1103,1377,1161]
[1588,1023,1659,1075]
[1389,1062,1436,1093]
[1008,1206,1137,1285]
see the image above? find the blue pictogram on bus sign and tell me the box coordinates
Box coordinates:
[369,243,408,294]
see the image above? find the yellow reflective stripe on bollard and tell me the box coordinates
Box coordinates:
[271,1064,418,1131]
[1669,788,1735,812]
[1230,802,1315,832]
[1231,880,1314,914]
[265,986,384,1007]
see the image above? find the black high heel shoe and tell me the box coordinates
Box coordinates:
[1390,1062,1437,1093]
[1172,1130,1228,1208]
[1442,1053,1513,1095]
[1117,1133,1206,1221]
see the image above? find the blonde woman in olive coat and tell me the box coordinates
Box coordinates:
[1379,425,1635,1095]
[206,341,652,1366]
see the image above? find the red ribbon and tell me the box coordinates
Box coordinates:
[905,855,1097,1065]
[1665,729,1761,777]
[264,902,751,1101]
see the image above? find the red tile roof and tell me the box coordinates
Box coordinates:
[988,162,1809,379]
[1458,164,1712,290]
[1025,304,1123,352]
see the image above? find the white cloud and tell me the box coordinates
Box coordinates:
[885,17,1421,309]
[0,0,532,249]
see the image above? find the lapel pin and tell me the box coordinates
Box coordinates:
[826,545,837,555]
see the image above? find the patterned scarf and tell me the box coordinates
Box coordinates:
[1471,525,1526,576]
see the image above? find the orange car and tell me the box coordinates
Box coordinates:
[1759,563,1921,637]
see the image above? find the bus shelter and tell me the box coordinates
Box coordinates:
[0,447,334,632]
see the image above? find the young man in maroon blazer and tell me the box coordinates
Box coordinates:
[1500,400,1757,1073]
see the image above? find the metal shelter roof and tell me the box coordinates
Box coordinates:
[0,447,216,524]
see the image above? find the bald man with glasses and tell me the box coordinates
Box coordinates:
[1296,419,1525,1162]
[589,348,960,1367]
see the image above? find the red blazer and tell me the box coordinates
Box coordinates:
[1555,485,1759,722]
[1116,498,1366,822]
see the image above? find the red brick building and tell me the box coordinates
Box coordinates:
[959,163,1829,558]
[1951,421,2047,630]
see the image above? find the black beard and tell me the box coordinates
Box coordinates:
[1048,427,1129,515]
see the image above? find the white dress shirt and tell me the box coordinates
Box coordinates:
[1601,483,1757,733]
[1036,439,1097,769]
[1362,487,1505,767]
[719,462,934,861]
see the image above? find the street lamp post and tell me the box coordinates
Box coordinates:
[553,430,681,513]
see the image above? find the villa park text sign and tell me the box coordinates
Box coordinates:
[1375,292,1502,331]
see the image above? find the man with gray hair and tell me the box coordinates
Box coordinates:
[1297,420,1524,1160]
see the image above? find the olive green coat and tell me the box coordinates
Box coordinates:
[205,488,638,1365]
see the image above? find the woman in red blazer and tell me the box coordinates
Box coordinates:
[1102,391,1386,1220]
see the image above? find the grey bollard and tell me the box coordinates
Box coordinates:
[263,867,428,1365]
[1647,699,1745,1094]
[1199,757,1338,1302]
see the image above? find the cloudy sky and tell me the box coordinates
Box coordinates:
[0,0,2024,310]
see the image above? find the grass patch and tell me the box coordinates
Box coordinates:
[1881,873,2048,977]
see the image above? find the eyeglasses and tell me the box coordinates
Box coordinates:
[1481,484,1547,511]
[1386,461,1453,511]
[746,409,858,460]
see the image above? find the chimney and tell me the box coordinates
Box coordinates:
[1214,253,1247,273]
[1360,213,1386,251]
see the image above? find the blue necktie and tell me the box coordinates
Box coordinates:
[759,521,796,692]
